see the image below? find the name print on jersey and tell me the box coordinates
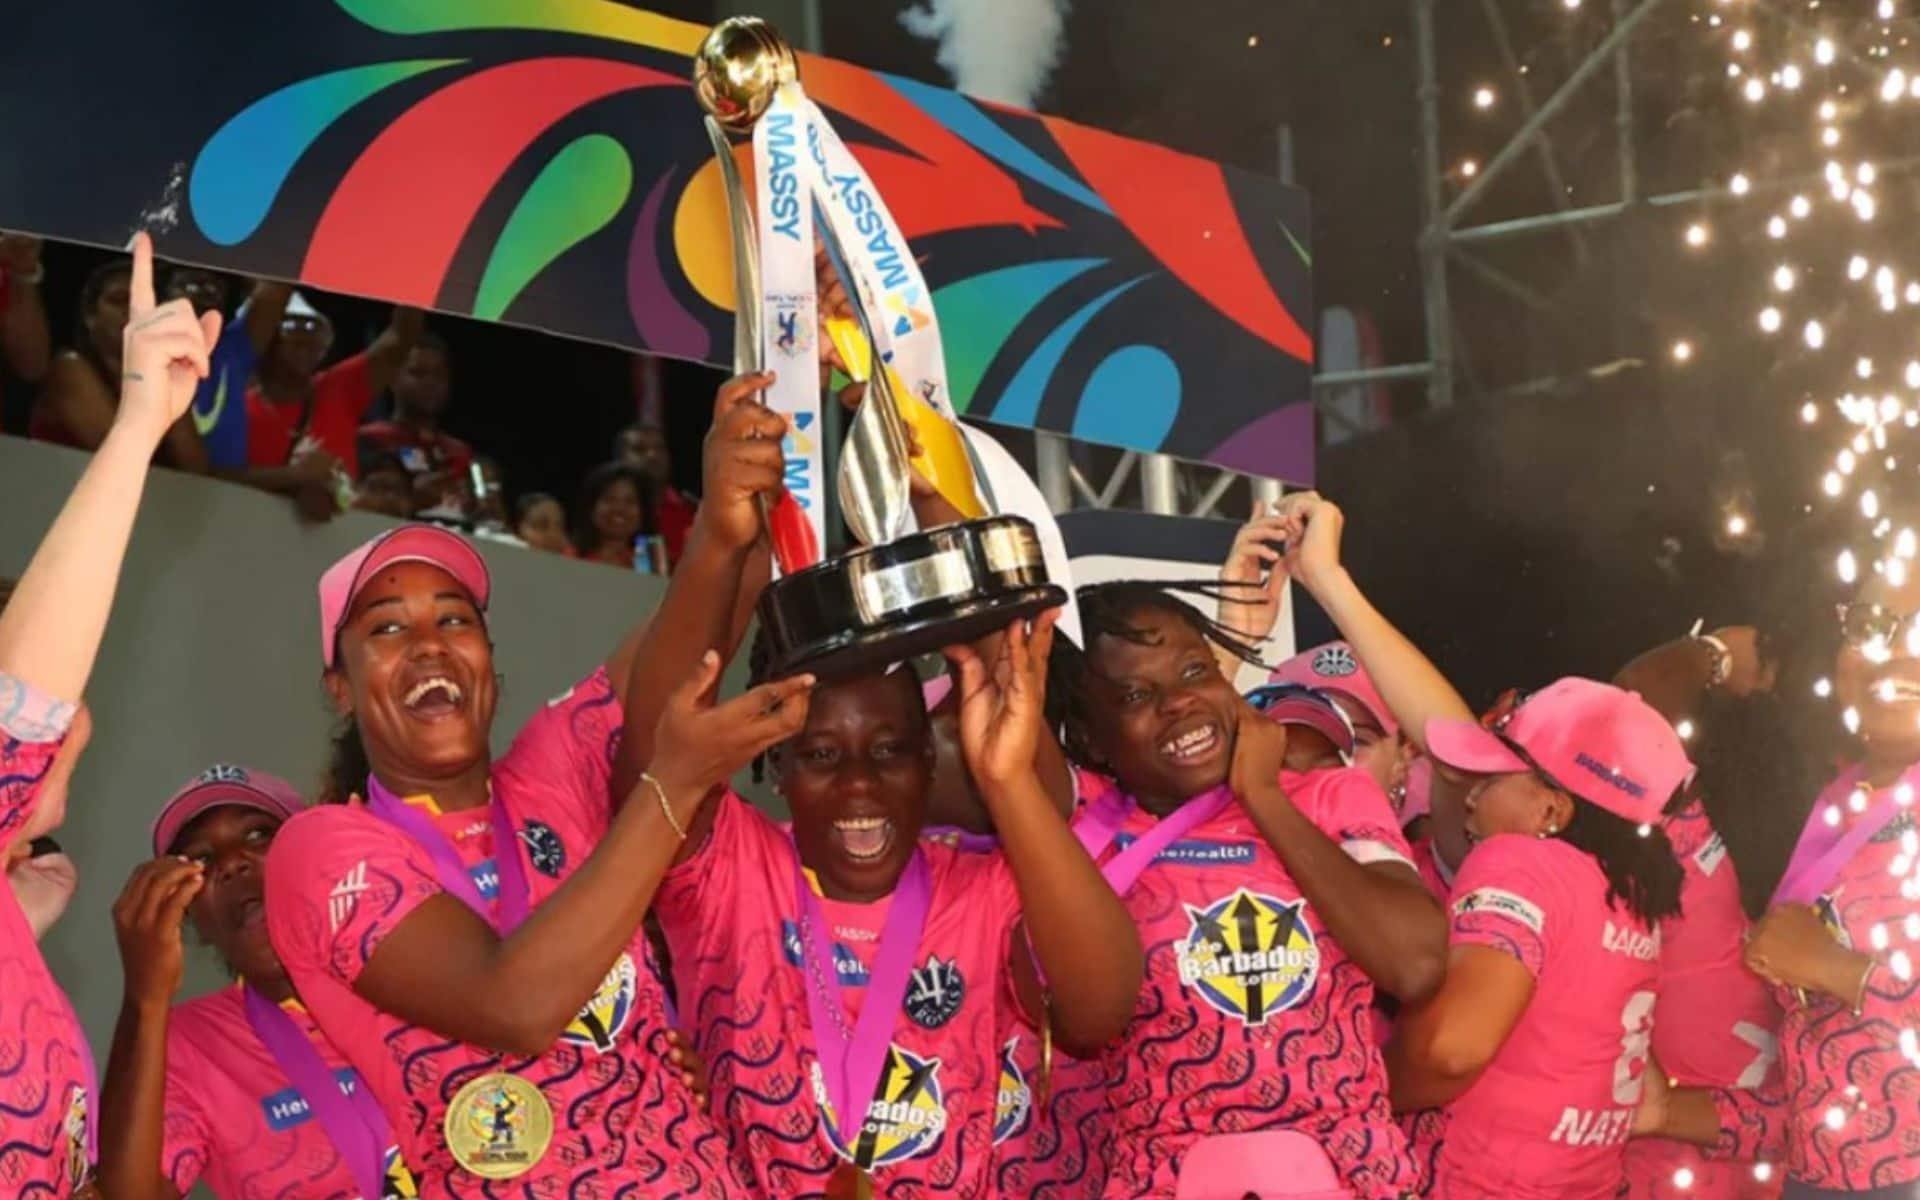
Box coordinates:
[1176,888,1321,1026]
[813,1043,950,1170]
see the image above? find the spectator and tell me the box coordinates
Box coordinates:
[33,258,209,470]
[614,421,696,566]
[514,491,569,554]
[245,291,421,480]
[162,267,290,472]
[571,461,657,569]
[0,232,52,428]
[356,331,473,517]
[352,451,414,520]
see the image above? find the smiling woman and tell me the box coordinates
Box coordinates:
[97,766,423,1200]
[255,370,815,1197]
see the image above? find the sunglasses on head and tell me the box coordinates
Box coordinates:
[1477,688,1578,796]
[1838,601,1920,651]
[1244,682,1331,714]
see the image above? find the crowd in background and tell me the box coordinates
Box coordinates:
[0,232,703,573]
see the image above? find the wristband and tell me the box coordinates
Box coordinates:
[1852,957,1878,1016]
[642,771,687,841]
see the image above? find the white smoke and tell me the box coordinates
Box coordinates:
[899,0,1072,110]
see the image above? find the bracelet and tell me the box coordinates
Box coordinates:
[642,771,687,841]
[1852,957,1878,1016]
[1687,619,1733,687]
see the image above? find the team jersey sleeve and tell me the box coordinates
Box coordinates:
[1300,767,1417,869]
[0,670,75,854]
[494,668,626,835]
[1709,1068,1789,1164]
[1448,835,1561,978]
[655,788,784,944]
[158,1044,214,1194]
[264,806,445,986]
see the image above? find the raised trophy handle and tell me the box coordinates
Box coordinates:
[701,114,819,574]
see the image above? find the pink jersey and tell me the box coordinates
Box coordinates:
[1624,803,1781,1200]
[1435,834,1661,1199]
[161,986,415,1199]
[656,788,1026,1199]
[921,816,1112,1199]
[1712,798,1920,1191]
[1089,765,1421,1200]
[0,675,92,1197]
[1407,837,1455,903]
[266,668,742,1198]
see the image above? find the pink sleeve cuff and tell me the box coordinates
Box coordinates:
[0,670,76,744]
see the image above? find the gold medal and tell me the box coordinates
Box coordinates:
[825,1162,874,1199]
[444,1073,554,1180]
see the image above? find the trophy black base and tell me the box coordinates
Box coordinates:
[756,515,1067,682]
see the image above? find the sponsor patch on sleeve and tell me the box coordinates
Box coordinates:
[1693,832,1727,877]
[1453,886,1546,934]
[1341,837,1415,869]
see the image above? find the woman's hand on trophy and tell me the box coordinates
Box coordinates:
[696,371,789,553]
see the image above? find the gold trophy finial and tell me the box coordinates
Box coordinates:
[693,16,799,134]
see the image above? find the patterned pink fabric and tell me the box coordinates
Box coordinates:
[1088,766,1421,1200]
[1711,793,1920,1191]
[1624,802,1781,1200]
[0,678,91,1198]
[161,986,414,1198]
[1435,835,1661,1199]
[656,789,1027,1199]
[267,668,742,1198]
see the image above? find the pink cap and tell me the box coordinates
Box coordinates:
[1269,642,1397,736]
[151,763,305,857]
[318,525,491,665]
[1425,676,1691,827]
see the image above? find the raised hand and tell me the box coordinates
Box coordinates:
[1230,698,1291,800]
[112,857,206,1005]
[1273,491,1347,594]
[647,650,814,804]
[118,233,222,442]
[942,609,1061,794]
[694,372,789,553]
[1218,504,1292,645]
[9,844,78,940]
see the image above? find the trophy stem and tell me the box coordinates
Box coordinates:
[703,115,764,377]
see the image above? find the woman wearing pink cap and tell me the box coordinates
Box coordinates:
[98,765,423,1200]
[1637,568,1920,1199]
[262,372,813,1197]
[0,232,219,1196]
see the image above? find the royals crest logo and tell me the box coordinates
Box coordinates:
[992,1037,1033,1145]
[63,1086,88,1189]
[1176,889,1320,1026]
[518,820,566,878]
[382,1145,420,1198]
[1311,645,1359,679]
[561,953,636,1052]
[903,955,965,1030]
[813,1043,948,1169]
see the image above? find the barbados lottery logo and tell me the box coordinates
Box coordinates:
[1177,888,1320,1026]
[63,1086,88,1188]
[562,953,636,1052]
[814,1043,948,1168]
[993,1037,1033,1145]
[382,1146,420,1199]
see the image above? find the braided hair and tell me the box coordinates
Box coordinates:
[1049,579,1270,770]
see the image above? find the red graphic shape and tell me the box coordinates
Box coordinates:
[799,54,1061,239]
[303,58,680,303]
[1045,117,1312,363]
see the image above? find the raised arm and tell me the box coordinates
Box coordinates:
[0,233,217,714]
[610,372,787,806]
[362,305,425,397]
[240,280,294,357]
[1232,703,1448,1003]
[341,654,812,1056]
[1272,492,1474,753]
[0,234,51,383]
[947,611,1144,1055]
[98,859,204,1200]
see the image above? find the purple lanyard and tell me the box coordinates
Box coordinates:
[919,825,999,854]
[1773,764,1918,906]
[364,777,530,933]
[243,988,390,1200]
[1072,784,1234,895]
[791,848,931,1141]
